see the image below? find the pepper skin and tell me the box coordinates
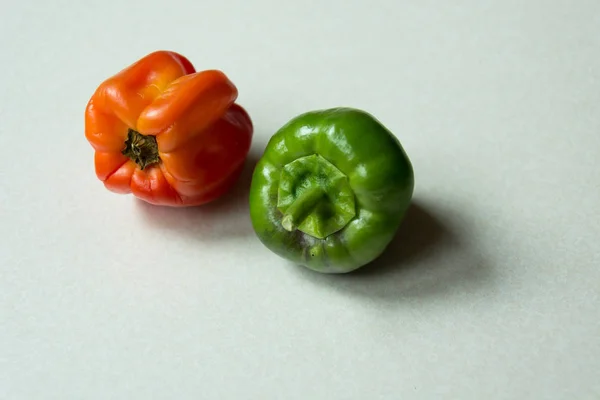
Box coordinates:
[249,108,414,273]
[85,50,253,206]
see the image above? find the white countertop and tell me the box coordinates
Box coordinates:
[1,0,599,398]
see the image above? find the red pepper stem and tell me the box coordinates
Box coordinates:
[122,129,160,170]
[281,186,326,232]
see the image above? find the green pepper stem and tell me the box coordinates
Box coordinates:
[281,186,326,232]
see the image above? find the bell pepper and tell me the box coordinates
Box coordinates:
[84,50,253,206]
[249,108,414,273]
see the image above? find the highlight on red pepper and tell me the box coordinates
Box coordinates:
[84,50,253,207]
[249,108,415,274]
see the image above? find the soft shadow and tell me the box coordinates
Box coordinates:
[134,150,261,240]
[354,202,447,276]
[291,200,493,302]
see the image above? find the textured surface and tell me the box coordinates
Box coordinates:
[1,0,599,399]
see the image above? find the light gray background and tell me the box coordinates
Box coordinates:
[1,0,599,399]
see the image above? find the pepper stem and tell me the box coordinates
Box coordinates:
[281,186,326,232]
[122,129,160,170]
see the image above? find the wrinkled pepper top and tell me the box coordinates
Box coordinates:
[85,50,253,206]
[249,107,414,273]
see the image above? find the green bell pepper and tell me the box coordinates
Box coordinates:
[249,107,415,273]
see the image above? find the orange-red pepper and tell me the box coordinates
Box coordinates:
[84,50,253,206]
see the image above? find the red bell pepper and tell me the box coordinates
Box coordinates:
[85,50,253,206]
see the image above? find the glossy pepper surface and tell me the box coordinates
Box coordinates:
[249,108,414,273]
[85,50,253,206]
